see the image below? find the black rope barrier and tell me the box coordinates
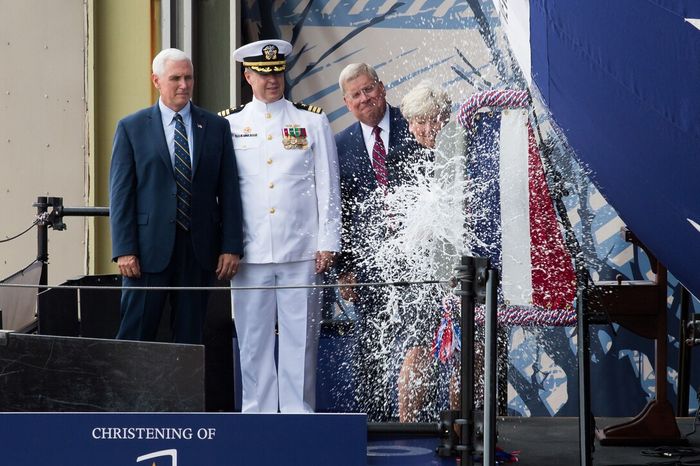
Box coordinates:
[0,278,455,294]
[0,220,38,243]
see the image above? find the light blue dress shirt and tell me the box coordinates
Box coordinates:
[158,99,194,167]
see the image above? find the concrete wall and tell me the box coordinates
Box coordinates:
[0,0,88,283]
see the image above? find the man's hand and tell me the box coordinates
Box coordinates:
[117,255,141,279]
[315,251,336,274]
[338,271,358,302]
[216,253,240,281]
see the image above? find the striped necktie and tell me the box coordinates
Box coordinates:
[173,113,192,230]
[371,126,388,188]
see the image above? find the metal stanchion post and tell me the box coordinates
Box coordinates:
[483,268,498,466]
[31,196,110,334]
[34,196,50,333]
[458,255,476,466]
[34,196,49,285]
[578,287,593,466]
[446,255,488,465]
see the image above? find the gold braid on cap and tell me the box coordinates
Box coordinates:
[246,64,286,73]
[243,60,286,67]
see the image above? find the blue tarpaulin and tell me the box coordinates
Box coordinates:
[530,0,700,296]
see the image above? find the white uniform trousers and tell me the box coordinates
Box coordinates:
[232,260,321,413]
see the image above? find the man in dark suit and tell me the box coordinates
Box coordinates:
[109,48,243,344]
[334,63,419,421]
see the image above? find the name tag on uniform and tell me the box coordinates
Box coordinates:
[233,126,257,138]
[282,125,308,150]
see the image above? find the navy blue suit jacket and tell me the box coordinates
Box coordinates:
[334,105,417,276]
[109,103,243,273]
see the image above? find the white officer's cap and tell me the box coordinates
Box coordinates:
[233,39,292,75]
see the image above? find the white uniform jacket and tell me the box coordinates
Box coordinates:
[224,97,341,263]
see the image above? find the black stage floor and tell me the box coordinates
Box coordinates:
[368,417,700,465]
[498,417,699,465]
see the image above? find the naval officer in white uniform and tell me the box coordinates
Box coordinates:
[221,39,341,413]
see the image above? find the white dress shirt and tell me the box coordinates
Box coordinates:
[359,104,391,161]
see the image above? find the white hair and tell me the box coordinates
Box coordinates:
[338,63,380,94]
[400,80,452,121]
[152,48,192,76]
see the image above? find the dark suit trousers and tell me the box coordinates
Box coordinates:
[116,228,212,344]
[352,286,395,422]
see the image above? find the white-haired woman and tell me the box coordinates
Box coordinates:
[402,81,452,148]
[386,81,452,186]
[389,80,468,423]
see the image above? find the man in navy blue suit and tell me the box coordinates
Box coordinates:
[334,63,419,420]
[109,48,243,344]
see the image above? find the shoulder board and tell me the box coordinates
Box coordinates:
[293,102,324,114]
[218,105,245,117]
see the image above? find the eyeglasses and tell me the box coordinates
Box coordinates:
[345,81,380,101]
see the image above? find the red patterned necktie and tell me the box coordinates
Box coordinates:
[371,126,388,188]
